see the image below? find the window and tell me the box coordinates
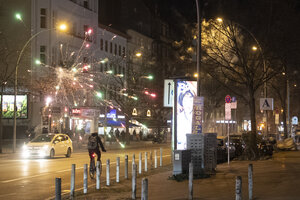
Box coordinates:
[40,45,46,64]
[83,57,88,63]
[104,63,108,72]
[100,63,103,72]
[105,41,108,52]
[40,54,46,64]
[83,0,89,9]
[40,8,47,28]
[40,46,46,53]
[100,39,103,50]
[114,44,117,55]
[119,45,121,56]
[84,25,88,34]
[72,23,77,35]
[122,47,126,57]
[110,42,112,53]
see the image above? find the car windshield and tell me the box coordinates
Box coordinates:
[31,134,54,143]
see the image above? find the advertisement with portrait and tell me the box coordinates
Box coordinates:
[176,81,197,150]
[1,95,28,118]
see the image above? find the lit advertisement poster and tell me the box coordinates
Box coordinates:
[1,95,28,118]
[176,81,197,150]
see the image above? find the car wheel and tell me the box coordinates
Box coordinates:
[65,148,71,158]
[50,149,55,159]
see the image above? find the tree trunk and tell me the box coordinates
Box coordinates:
[125,115,130,145]
[282,78,288,138]
[247,85,258,159]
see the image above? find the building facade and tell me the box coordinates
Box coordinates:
[0,0,129,138]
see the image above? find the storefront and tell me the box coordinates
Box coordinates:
[70,108,99,134]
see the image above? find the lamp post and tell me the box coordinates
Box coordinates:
[195,0,201,97]
[13,19,67,152]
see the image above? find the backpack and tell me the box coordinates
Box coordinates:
[88,135,98,150]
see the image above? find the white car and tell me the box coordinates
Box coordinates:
[22,133,73,158]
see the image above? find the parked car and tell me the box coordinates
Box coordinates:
[22,133,73,159]
[217,137,227,163]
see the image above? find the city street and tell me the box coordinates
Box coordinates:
[0,143,171,200]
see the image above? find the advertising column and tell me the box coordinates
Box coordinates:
[176,81,197,150]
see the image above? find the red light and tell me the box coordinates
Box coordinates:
[86,28,93,35]
[64,107,68,112]
[144,91,149,95]
[150,93,156,98]
[83,65,88,70]
[92,153,96,158]
[85,43,90,48]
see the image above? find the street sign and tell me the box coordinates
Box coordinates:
[232,96,236,102]
[164,79,174,107]
[225,103,231,120]
[260,98,274,110]
[192,96,204,134]
[231,101,237,109]
[225,95,231,103]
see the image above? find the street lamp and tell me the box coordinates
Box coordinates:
[12,21,67,152]
[135,52,142,57]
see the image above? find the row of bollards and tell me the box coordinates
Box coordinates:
[186,163,253,200]
[55,148,163,200]
[235,163,253,200]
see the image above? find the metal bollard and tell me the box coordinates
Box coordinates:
[145,152,148,172]
[154,150,157,168]
[125,155,128,179]
[139,152,142,174]
[106,159,110,186]
[150,151,153,169]
[132,154,136,165]
[141,178,148,200]
[248,164,253,200]
[96,161,101,189]
[160,148,163,167]
[55,177,61,200]
[83,164,88,194]
[189,162,193,200]
[235,176,242,200]
[116,157,120,183]
[70,164,75,198]
[132,154,136,172]
[132,164,137,199]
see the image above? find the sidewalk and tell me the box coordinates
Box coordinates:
[72,151,300,200]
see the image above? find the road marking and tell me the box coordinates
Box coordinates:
[2,155,171,183]
[0,193,16,198]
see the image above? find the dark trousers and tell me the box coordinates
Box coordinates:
[88,149,101,161]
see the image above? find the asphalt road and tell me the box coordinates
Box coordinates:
[0,144,172,200]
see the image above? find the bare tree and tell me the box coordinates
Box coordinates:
[201,19,279,159]
[0,32,15,153]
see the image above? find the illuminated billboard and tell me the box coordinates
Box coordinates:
[1,95,28,118]
[176,81,197,150]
